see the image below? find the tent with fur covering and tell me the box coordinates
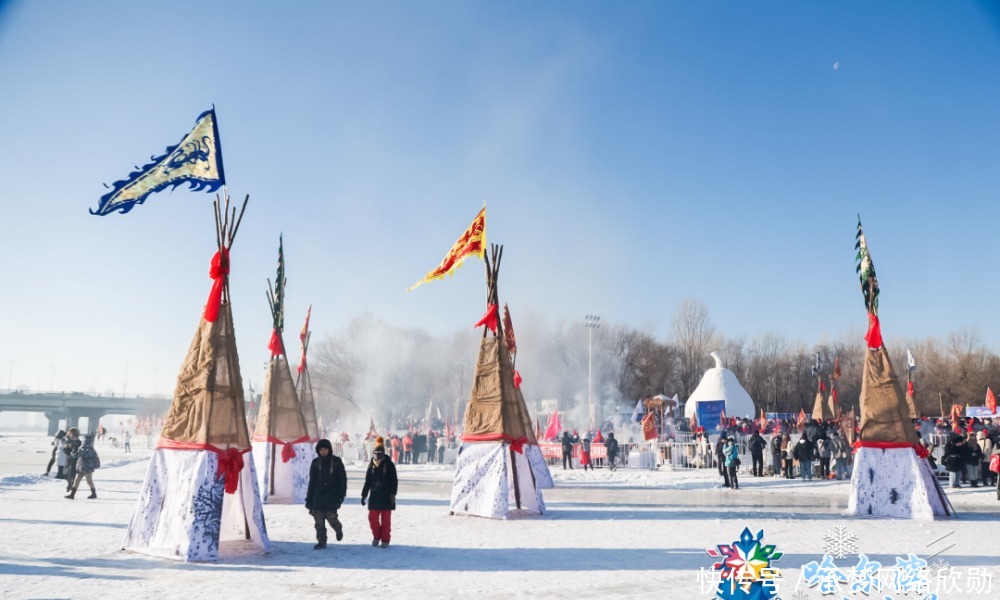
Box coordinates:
[252,237,313,504]
[450,245,547,519]
[847,219,952,520]
[123,197,271,561]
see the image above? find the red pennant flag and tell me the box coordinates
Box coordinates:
[513,369,523,388]
[797,409,806,428]
[833,355,841,381]
[503,304,516,355]
[641,412,657,441]
[987,387,997,414]
[594,429,604,443]
[474,304,499,332]
[819,381,826,392]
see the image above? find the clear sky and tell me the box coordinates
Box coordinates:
[1,1,999,396]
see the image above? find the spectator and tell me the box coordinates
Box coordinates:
[45,430,66,477]
[361,442,398,548]
[65,434,99,500]
[817,437,832,479]
[305,438,347,549]
[724,436,739,489]
[606,432,619,471]
[748,431,766,477]
[561,431,574,470]
[580,436,592,471]
[942,434,968,489]
[769,433,782,478]
[793,435,814,481]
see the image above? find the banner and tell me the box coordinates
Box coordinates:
[91,108,225,216]
[408,206,486,290]
[695,400,726,433]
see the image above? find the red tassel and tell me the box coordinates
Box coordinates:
[281,441,296,463]
[864,314,883,349]
[509,437,525,454]
[204,249,230,323]
[907,380,915,396]
[216,448,244,494]
[474,304,499,332]
[513,370,523,388]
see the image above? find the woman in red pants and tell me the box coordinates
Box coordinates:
[361,442,398,548]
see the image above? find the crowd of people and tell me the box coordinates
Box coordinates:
[44,427,101,499]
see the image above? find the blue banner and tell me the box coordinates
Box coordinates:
[696,400,726,432]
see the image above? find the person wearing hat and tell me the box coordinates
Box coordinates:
[361,441,398,548]
[305,439,347,549]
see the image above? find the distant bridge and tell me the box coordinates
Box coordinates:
[0,391,173,435]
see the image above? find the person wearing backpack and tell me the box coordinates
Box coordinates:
[361,441,398,548]
[65,433,99,499]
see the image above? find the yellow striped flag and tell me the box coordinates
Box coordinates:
[408,206,486,291]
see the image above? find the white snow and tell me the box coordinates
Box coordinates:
[684,352,756,420]
[1,432,997,599]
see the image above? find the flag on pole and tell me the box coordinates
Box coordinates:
[297,305,312,373]
[987,388,997,414]
[630,399,644,422]
[797,409,806,428]
[91,108,226,216]
[833,355,841,381]
[408,206,486,291]
[641,412,657,441]
[906,349,916,371]
[811,352,821,377]
[502,304,517,356]
[543,410,562,441]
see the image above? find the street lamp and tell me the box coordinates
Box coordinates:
[585,314,601,426]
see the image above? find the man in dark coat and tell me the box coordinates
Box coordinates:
[66,433,99,499]
[427,431,437,464]
[305,439,347,549]
[605,432,620,471]
[362,443,398,548]
[561,431,574,470]
[748,431,766,477]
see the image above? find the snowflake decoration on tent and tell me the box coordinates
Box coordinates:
[789,591,812,600]
[706,527,783,599]
[822,526,859,559]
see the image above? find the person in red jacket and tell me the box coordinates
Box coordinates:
[402,433,413,464]
[391,435,402,463]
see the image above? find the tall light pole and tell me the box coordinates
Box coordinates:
[585,315,601,426]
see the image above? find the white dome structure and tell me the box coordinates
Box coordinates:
[683,351,756,420]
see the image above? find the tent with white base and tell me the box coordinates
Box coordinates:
[684,351,755,421]
[450,245,547,519]
[123,196,271,561]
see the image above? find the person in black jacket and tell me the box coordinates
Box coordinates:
[793,436,815,481]
[606,432,620,471]
[305,439,347,549]
[748,431,766,477]
[361,443,398,548]
[561,431,574,470]
[62,428,81,492]
[65,434,99,499]
[942,434,968,489]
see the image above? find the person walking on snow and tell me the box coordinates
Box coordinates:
[305,438,347,549]
[724,436,739,489]
[748,430,765,477]
[605,432,619,471]
[65,434,99,499]
[561,431,574,470]
[361,441,398,548]
[580,436,592,471]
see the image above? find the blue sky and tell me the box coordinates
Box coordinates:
[1,1,999,395]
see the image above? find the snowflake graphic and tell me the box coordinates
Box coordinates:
[788,591,812,600]
[929,559,953,577]
[822,526,859,559]
[706,527,783,599]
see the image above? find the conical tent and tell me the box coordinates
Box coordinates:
[123,196,271,562]
[252,237,313,504]
[847,218,952,520]
[812,389,835,421]
[684,352,755,420]
[450,245,547,519]
[295,306,320,442]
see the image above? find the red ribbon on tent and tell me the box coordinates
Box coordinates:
[215,447,245,494]
[461,432,528,453]
[474,304,499,332]
[268,329,284,357]
[907,380,915,396]
[513,370,523,388]
[204,249,230,323]
[255,435,311,463]
[852,439,929,459]
[864,314,883,350]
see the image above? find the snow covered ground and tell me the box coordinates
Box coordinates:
[1,432,997,599]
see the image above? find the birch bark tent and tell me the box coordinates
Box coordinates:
[295,306,321,443]
[123,196,271,561]
[450,245,547,519]
[811,383,835,421]
[251,237,313,504]
[847,218,953,519]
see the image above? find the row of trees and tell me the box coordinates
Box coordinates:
[309,300,999,427]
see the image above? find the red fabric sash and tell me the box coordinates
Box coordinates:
[154,438,250,494]
[204,249,230,323]
[461,432,528,454]
[513,370,523,389]
[253,435,311,463]
[474,304,499,332]
[268,329,284,357]
[852,439,929,459]
[864,314,883,349]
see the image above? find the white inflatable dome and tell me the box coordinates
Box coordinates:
[683,351,756,420]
